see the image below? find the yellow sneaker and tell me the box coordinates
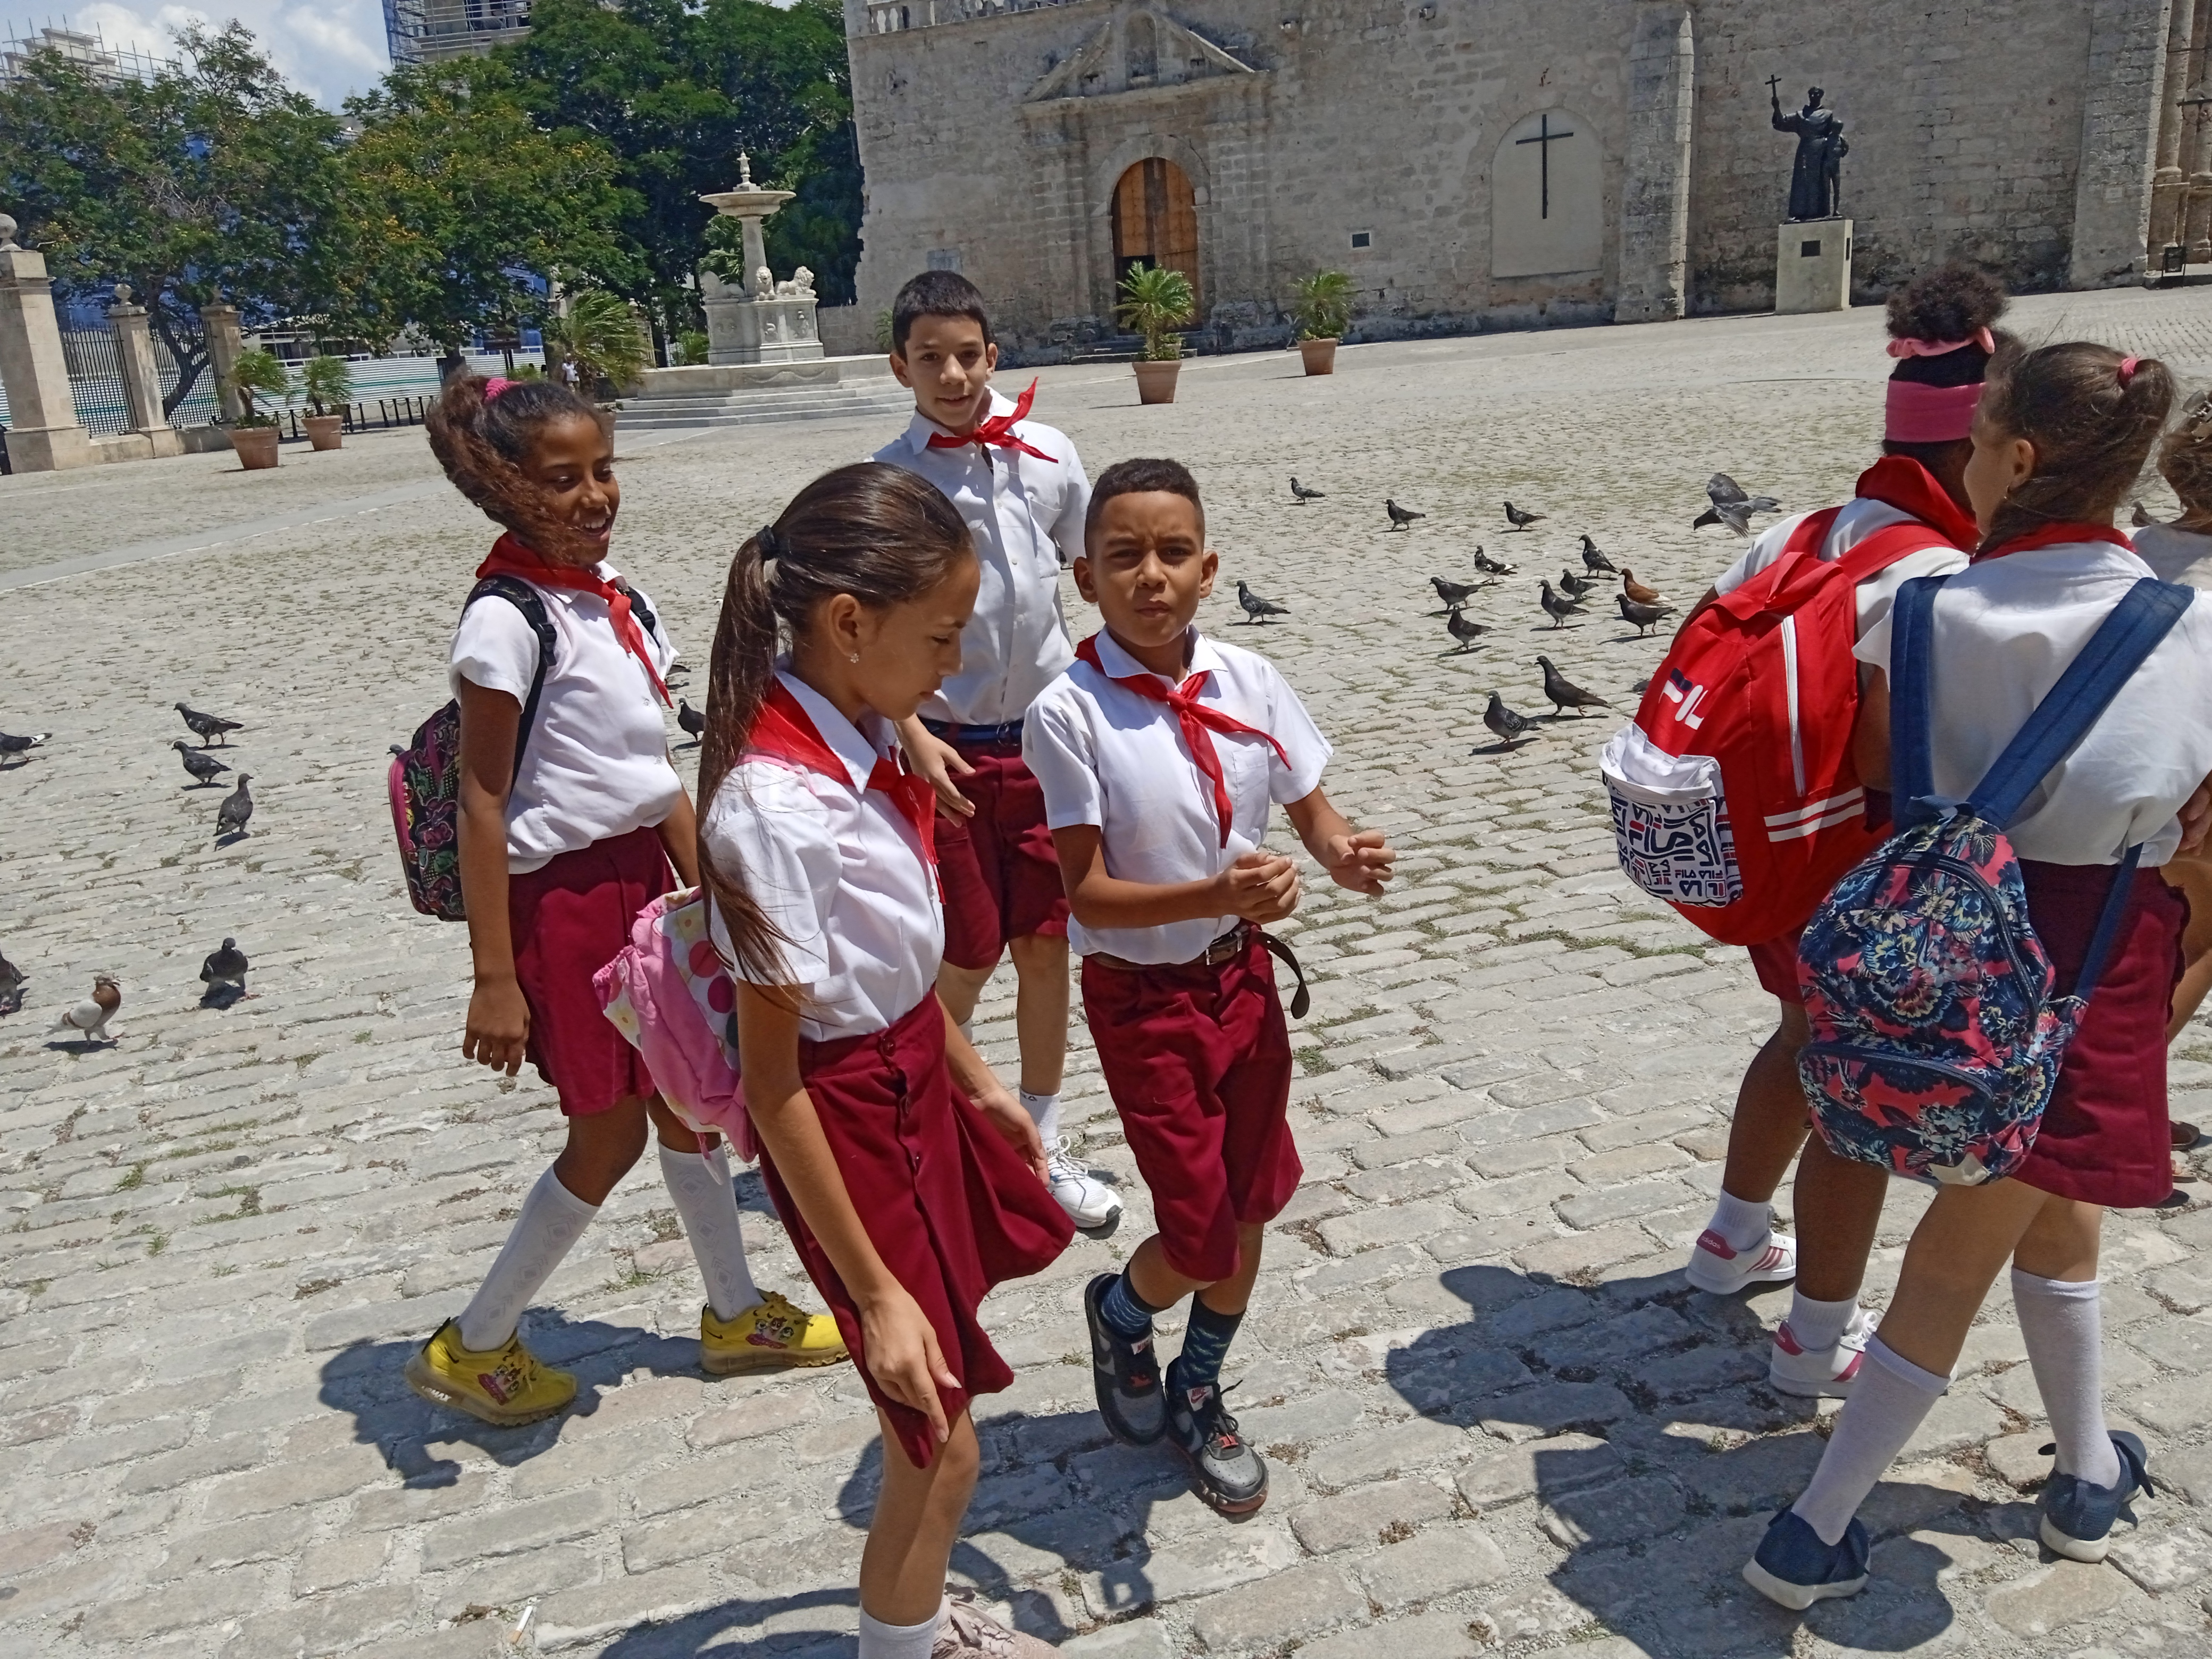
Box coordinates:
[404,1320,576,1426]
[700,1291,849,1375]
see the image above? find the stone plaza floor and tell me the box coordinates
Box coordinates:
[5,288,2212,1659]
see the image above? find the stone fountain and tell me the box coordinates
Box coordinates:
[698,152,823,365]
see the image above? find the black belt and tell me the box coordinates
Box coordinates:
[922,717,1024,745]
[1086,923,1311,1019]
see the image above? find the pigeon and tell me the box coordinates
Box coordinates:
[0,731,49,765]
[1236,581,1291,624]
[1444,609,1490,652]
[200,937,249,1003]
[1559,568,1599,600]
[1504,501,1546,531]
[0,951,23,1015]
[173,741,231,786]
[1539,581,1582,629]
[1536,655,1612,717]
[1386,499,1426,531]
[1692,473,1782,537]
[2131,500,2152,528]
[1430,575,1484,610]
[1618,593,1676,636]
[1471,547,1518,576]
[1481,691,1540,749]
[54,975,120,1043]
[1580,535,1619,574]
[175,702,244,747]
[1290,477,1326,504]
[677,700,706,743]
[1622,570,1666,606]
[215,775,254,841]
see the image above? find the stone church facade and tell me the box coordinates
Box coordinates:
[838,0,2205,356]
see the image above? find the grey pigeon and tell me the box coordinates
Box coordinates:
[1580,535,1619,574]
[0,730,49,765]
[1471,547,1517,576]
[1236,581,1290,624]
[215,775,254,841]
[54,975,120,1042]
[1504,501,1546,531]
[1618,593,1676,636]
[175,702,244,747]
[2131,500,2152,528]
[677,699,706,744]
[1430,575,1483,610]
[173,740,231,786]
[1536,655,1612,717]
[1445,609,1490,652]
[1290,477,1326,504]
[0,951,23,1015]
[200,937,249,1004]
[1539,581,1581,629]
[1386,499,1426,531]
[1559,568,1599,600]
[1692,473,1782,537]
[1481,691,1540,749]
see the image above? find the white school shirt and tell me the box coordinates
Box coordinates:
[448,564,682,874]
[1024,629,1333,965]
[701,671,944,1042]
[1714,498,1969,637]
[874,388,1090,725]
[1854,538,2212,866]
[2131,522,2212,589]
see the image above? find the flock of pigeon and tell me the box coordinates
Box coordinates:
[1245,473,1785,752]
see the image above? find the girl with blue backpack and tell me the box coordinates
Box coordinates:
[1747,342,2212,1608]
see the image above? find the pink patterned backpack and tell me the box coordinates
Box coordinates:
[594,890,758,1160]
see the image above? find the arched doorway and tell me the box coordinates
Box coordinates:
[1112,158,1201,310]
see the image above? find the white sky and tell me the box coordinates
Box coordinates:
[2,3,392,107]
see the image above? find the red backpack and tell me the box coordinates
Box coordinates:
[1600,468,1972,946]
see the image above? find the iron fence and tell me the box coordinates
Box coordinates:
[274,397,431,441]
[59,328,131,435]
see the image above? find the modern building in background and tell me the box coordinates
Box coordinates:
[383,0,532,68]
[0,23,171,87]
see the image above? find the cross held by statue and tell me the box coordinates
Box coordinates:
[1767,73,1782,99]
[1515,112,1573,219]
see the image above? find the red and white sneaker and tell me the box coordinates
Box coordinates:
[1769,1306,1874,1398]
[1683,1226,1797,1295]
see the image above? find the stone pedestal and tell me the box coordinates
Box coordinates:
[701,270,824,365]
[199,301,245,422]
[1774,220,1851,314]
[108,292,185,458]
[0,240,94,472]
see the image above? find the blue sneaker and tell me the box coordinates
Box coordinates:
[1741,1508,1870,1611]
[2038,1431,2156,1563]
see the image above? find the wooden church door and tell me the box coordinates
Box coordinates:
[1112,158,1202,308]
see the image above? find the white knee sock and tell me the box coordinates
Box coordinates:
[1789,1335,1949,1544]
[2012,1269,2122,1488]
[1709,1188,1774,1252]
[1019,1088,1062,1143]
[857,1599,944,1659]
[457,1167,600,1351]
[1786,1290,1858,1354]
[659,1142,761,1322]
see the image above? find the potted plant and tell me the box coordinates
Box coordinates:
[1117,264,1196,405]
[297,355,353,451]
[1290,270,1355,375]
[225,348,291,470]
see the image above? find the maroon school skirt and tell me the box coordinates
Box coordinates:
[508,824,672,1116]
[933,735,1071,971]
[758,993,1073,1469]
[2012,860,2188,1209]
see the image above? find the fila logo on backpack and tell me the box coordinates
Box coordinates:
[1600,508,1963,946]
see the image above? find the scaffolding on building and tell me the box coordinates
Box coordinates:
[383,0,532,68]
[0,22,174,87]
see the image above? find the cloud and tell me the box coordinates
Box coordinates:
[5,2,393,106]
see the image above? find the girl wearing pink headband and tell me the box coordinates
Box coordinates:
[1882,267,2009,453]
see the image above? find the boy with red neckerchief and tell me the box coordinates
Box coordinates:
[1024,458,1394,1516]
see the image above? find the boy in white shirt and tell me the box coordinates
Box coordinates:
[875,271,1119,1239]
[1026,458,1395,1515]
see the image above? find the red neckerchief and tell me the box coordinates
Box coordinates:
[1076,634,1290,849]
[924,379,1057,463]
[1974,522,2138,563]
[476,533,671,706]
[745,679,936,864]
[1853,455,1978,549]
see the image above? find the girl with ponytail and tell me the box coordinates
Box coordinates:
[697,462,1074,1659]
[405,373,842,1430]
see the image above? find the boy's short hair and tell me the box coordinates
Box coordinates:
[891,271,994,355]
[1085,457,1205,542]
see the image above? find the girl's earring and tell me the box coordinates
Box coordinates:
[847,651,860,664]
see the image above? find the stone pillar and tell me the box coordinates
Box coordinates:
[199,300,245,422]
[2068,0,2175,290]
[2186,0,2212,259]
[0,216,94,472]
[1614,0,1695,324]
[2148,0,2194,256]
[107,286,183,457]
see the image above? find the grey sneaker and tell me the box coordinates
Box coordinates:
[1083,1274,1166,1445]
[932,1589,1058,1656]
[1164,1356,1268,1515]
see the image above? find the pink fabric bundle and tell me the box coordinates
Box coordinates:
[594,889,758,1161]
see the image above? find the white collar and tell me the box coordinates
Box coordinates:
[773,668,885,791]
[1090,626,1224,686]
[901,386,1018,454]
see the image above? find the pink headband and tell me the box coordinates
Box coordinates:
[1885,380,1983,443]
[1886,328,1995,359]
[483,376,519,401]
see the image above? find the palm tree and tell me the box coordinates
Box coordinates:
[297,355,353,418]
[1290,270,1355,341]
[225,349,292,427]
[547,290,650,397]
[1117,264,1197,361]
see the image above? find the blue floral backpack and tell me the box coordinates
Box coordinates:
[1796,571,2192,1185]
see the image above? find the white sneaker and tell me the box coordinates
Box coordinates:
[1683,1225,1797,1294]
[1046,1138,1122,1238]
[1770,1305,1875,1398]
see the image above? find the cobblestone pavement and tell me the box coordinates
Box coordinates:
[5,287,2212,1659]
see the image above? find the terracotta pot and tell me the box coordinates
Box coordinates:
[1133,359,1182,405]
[1299,337,1339,376]
[304,414,344,451]
[228,425,281,470]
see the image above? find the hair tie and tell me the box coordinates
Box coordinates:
[757,524,782,582]
[1885,328,1996,359]
[2118,356,2140,388]
[483,376,518,401]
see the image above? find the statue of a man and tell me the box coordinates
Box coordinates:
[1771,83,1847,221]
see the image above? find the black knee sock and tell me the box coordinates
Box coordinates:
[1177,1299,1243,1396]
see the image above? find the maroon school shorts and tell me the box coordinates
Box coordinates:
[2011,861,2187,1210]
[1082,931,1301,1283]
[507,823,672,1116]
[759,994,1073,1470]
[1746,928,1807,1004]
[932,730,1070,971]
